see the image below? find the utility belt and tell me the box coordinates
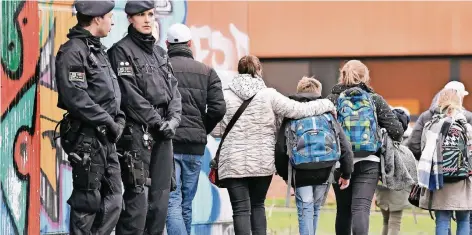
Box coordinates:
[57,114,110,152]
[116,120,154,187]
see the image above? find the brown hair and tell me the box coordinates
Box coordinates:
[297,76,322,95]
[338,60,370,85]
[438,88,462,116]
[238,55,262,78]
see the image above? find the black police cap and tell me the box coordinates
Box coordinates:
[75,0,115,17]
[125,0,155,15]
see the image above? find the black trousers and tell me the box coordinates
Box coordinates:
[333,161,380,235]
[145,138,174,235]
[225,176,273,235]
[116,185,149,235]
[115,122,152,235]
[66,129,123,235]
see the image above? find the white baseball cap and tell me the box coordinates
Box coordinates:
[167,23,192,44]
[444,81,469,96]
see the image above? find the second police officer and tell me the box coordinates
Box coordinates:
[55,1,124,234]
[107,1,182,235]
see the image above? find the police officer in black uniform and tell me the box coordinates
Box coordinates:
[107,1,181,234]
[55,1,125,234]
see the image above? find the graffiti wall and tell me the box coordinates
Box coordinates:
[0,0,249,234]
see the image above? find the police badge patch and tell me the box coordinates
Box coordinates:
[118,61,133,76]
[69,65,86,82]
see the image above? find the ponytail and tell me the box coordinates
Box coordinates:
[238,55,262,78]
[339,60,370,85]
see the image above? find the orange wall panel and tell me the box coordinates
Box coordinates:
[459,60,472,111]
[248,2,472,57]
[365,60,450,113]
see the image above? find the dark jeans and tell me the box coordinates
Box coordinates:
[333,161,380,235]
[166,154,203,235]
[226,176,273,235]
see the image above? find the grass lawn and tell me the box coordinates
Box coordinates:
[264,199,458,235]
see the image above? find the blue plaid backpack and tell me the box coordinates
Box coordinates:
[284,113,340,207]
[337,87,382,157]
[287,113,341,169]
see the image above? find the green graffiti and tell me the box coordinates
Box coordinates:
[0,86,36,235]
[1,0,23,75]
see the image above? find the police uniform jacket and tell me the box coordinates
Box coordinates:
[107,25,181,129]
[56,25,125,128]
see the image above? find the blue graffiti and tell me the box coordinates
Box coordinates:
[40,166,72,234]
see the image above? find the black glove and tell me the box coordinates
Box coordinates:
[108,119,125,143]
[159,118,179,139]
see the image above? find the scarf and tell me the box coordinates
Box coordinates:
[128,24,156,54]
[418,115,451,191]
[168,43,194,59]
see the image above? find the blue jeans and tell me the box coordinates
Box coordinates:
[166,154,203,235]
[435,210,470,235]
[295,184,329,235]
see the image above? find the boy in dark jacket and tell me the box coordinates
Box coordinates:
[275,77,354,235]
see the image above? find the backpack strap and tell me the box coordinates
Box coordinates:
[428,191,435,220]
[214,95,256,165]
[285,164,293,207]
[323,113,342,155]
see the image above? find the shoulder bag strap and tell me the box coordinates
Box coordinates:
[214,95,256,163]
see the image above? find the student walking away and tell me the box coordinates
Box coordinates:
[407,82,472,235]
[107,1,182,234]
[55,1,124,234]
[407,87,472,235]
[375,107,412,235]
[275,77,354,235]
[326,60,404,235]
[164,23,226,235]
[215,55,336,235]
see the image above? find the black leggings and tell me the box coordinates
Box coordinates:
[225,176,273,235]
[333,161,380,235]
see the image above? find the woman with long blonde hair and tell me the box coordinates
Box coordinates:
[327,60,404,235]
[412,88,472,235]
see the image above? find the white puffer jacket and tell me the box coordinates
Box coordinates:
[218,74,336,180]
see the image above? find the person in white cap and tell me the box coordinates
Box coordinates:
[165,23,226,235]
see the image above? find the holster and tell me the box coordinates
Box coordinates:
[70,132,105,191]
[117,122,152,188]
[59,116,82,155]
[120,151,149,187]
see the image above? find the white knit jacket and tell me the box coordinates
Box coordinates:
[218,74,336,180]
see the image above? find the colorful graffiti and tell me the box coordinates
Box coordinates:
[1,0,248,234]
[1,1,41,235]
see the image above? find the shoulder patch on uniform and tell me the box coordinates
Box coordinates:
[68,65,86,82]
[118,61,134,76]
